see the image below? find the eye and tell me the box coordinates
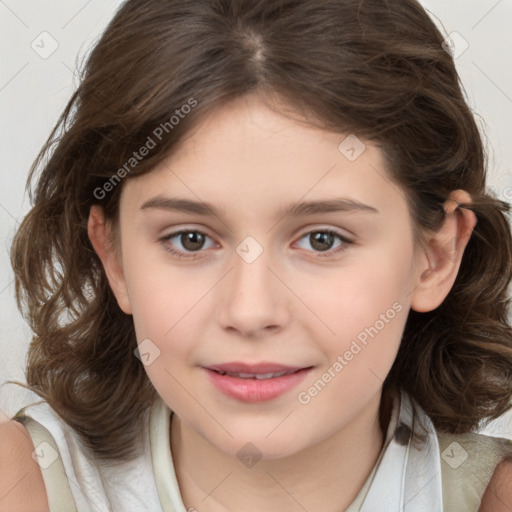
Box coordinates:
[295,229,351,256]
[159,228,352,260]
[160,230,217,258]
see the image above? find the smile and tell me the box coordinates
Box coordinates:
[204,365,313,403]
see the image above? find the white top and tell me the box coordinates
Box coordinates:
[16,389,457,511]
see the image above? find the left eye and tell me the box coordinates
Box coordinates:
[295,230,349,254]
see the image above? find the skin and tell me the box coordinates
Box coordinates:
[88,92,477,512]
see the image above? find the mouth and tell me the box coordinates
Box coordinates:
[206,361,310,375]
[203,362,313,403]
[209,368,301,380]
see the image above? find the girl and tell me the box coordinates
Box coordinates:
[2,0,512,510]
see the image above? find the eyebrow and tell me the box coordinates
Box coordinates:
[140,196,379,219]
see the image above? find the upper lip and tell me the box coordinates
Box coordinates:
[205,362,310,374]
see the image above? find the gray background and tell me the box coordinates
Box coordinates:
[1,0,511,437]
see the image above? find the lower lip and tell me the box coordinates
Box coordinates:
[204,367,312,403]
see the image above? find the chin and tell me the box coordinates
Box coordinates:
[214,428,307,462]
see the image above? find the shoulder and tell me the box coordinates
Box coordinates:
[437,430,512,511]
[0,418,49,512]
[479,458,512,512]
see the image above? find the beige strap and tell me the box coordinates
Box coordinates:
[17,416,78,512]
[438,431,512,512]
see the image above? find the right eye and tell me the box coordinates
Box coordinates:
[160,229,217,259]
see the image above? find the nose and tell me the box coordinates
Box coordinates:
[215,245,291,338]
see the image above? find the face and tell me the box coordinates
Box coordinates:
[102,93,429,459]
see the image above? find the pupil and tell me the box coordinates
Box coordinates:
[311,232,334,251]
[182,232,205,251]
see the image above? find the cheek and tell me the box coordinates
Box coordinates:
[128,276,200,338]
[295,268,409,418]
[304,247,413,334]
[122,234,208,338]
[125,265,206,408]
[299,245,413,380]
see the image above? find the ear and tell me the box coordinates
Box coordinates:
[410,190,477,313]
[87,205,132,314]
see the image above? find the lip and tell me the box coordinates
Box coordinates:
[206,361,306,374]
[204,362,313,403]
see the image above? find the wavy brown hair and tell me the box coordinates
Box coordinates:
[8,0,512,462]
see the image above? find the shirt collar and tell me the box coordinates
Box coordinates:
[150,387,444,512]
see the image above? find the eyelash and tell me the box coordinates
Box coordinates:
[159,228,352,260]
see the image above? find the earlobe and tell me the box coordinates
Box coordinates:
[410,190,477,313]
[87,205,132,314]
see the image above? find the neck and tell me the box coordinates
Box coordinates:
[170,389,393,512]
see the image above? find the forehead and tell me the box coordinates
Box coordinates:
[120,94,408,223]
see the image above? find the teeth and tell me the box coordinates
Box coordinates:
[218,370,294,379]
[254,372,285,379]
